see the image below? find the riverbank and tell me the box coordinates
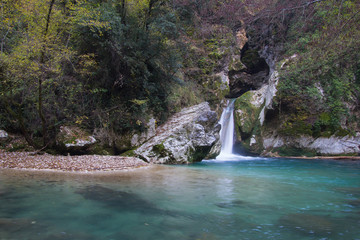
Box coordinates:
[1,150,360,174]
[0,150,149,172]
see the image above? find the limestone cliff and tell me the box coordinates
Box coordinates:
[228,8,360,157]
[135,102,220,164]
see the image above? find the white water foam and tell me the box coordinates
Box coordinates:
[215,99,261,161]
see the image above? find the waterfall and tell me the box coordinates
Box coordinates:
[216,99,236,159]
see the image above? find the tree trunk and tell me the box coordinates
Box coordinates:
[120,0,126,24]
[38,0,56,147]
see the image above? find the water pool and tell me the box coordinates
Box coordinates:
[1,157,359,239]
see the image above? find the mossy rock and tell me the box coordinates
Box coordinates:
[229,56,246,72]
[121,148,137,157]
[239,125,264,154]
[279,120,313,137]
[271,146,317,157]
[88,144,114,155]
[188,146,212,163]
[234,91,265,137]
[152,143,169,158]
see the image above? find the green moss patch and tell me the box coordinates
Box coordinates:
[234,91,264,136]
[152,143,168,157]
[272,146,317,157]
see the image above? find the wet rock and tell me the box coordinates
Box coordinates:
[135,102,220,164]
[75,185,158,213]
[205,139,222,159]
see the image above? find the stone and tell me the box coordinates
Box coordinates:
[57,126,96,154]
[135,102,220,164]
[234,88,266,137]
[0,130,8,139]
[205,139,222,159]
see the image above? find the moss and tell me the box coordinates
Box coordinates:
[7,143,29,152]
[229,57,245,72]
[121,148,136,157]
[272,146,317,157]
[335,127,351,137]
[64,136,77,144]
[204,38,219,50]
[279,120,313,137]
[152,143,168,157]
[89,144,114,155]
[188,146,210,163]
[234,91,264,136]
[208,51,224,60]
[197,57,216,74]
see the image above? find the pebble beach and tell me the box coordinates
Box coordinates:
[0,150,148,172]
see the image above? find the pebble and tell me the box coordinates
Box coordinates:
[0,150,148,172]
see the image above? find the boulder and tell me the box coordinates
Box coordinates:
[0,130,8,139]
[57,126,96,154]
[234,87,266,138]
[135,102,220,164]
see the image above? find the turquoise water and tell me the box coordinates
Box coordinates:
[1,157,360,240]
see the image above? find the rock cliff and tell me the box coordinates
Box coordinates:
[228,14,360,157]
[135,102,220,164]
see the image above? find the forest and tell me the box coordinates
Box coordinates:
[0,0,359,154]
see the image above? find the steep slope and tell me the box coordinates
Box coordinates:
[230,0,360,156]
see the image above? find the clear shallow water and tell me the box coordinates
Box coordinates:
[1,157,360,240]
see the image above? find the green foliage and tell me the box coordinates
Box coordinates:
[277,0,360,136]
[0,0,192,149]
[279,119,313,137]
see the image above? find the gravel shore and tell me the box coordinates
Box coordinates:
[0,150,148,172]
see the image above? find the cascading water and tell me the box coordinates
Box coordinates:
[214,99,259,161]
[216,99,236,159]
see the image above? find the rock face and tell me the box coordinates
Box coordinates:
[92,117,157,154]
[228,43,270,98]
[233,68,279,153]
[135,102,220,164]
[263,134,360,156]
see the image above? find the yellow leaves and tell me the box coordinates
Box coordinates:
[78,53,98,76]
[70,1,111,35]
[130,99,148,105]
[75,116,89,125]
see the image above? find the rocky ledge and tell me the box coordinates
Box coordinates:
[0,150,148,172]
[135,102,220,164]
